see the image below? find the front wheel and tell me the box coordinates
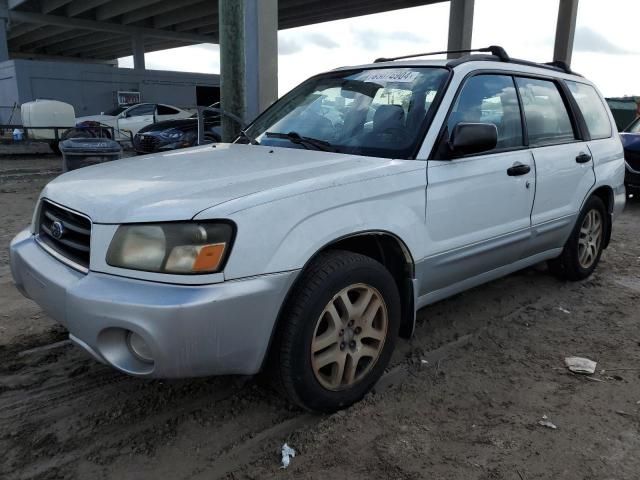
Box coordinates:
[548,196,607,281]
[271,250,400,412]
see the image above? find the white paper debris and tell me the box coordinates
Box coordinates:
[557,307,571,314]
[281,443,296,469]
[565,357,597,375]
[538,420,558,429]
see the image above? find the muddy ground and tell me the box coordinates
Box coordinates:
[1,155,639,480]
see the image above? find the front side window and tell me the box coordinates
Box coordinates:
[516,77,576,146]
[566,81,612,139]
[125,104,156,117]
[243,67,449,159]
[157,105,180,115]
[446,74,523,151]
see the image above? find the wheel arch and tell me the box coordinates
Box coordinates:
[585,185,614,248]
[261,230,417,372]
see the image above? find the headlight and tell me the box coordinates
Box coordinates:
[160,128,184,140]
[106,222,234,274]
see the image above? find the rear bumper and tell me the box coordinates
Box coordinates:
[10,228,297,378]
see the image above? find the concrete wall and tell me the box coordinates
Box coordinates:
[0,59,220,123]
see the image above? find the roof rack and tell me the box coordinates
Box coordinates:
[374,45,510,63]
[374,45,582,77]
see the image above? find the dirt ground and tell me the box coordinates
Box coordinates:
[1,155,639,480]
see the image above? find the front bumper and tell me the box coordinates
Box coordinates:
[625,162,640,192]
[10,228,298,378]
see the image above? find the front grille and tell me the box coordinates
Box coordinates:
[625,149,640,172]
[37,200,91,270]
[135,134,161,153]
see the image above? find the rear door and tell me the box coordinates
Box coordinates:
[515,77,595,233]
[423,74,535,293]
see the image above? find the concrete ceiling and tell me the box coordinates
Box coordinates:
[6,0,445,61]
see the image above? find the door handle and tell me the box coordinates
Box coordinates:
[507,163,531,176]
[576,152,592,163]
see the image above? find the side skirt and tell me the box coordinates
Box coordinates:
[415,248,563,310]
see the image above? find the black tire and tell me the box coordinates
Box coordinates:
[203,133,220,144]
[270,250,400,413]
[548,196,607,281]
[49,141,61,156]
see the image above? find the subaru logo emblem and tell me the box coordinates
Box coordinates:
[51,221,64,239]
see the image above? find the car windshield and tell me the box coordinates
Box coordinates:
[241,67,449,159]
[104,106,128,116]
[626,117,640,133]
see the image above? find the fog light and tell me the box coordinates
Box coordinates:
[126,331,153,363]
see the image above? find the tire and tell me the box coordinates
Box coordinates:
[49,141,61,156]
[548,195,607,281]
[270,250,400,413]
[203,133,220,144]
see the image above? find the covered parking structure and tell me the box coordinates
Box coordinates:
[0,0,580,133]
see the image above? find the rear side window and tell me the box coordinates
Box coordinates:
[566,81,612,139]
[446,74,523,151]
[516,77,576,147]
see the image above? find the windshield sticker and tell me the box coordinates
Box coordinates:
[360,70,420,84]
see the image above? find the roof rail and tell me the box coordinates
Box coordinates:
[374,45,510,63]
[543,60,574,74]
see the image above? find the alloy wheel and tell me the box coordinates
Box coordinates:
[578,209,603,269]
[310,283,388,391]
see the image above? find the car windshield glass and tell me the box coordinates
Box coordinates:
[105,106,128,116]
[242,67,449,159]
[626,117,640,133]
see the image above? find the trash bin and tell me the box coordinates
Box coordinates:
[59,138,122,172]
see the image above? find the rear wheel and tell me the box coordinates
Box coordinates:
[548,196,606,281]
[271,250,400,412]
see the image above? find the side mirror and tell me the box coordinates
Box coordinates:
[449,122,498,158]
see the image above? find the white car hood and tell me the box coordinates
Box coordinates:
[41,144,417,224]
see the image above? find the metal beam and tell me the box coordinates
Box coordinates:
[41,0,72,14]
[447,0,474,58]
[45,32,123,55]
[174,15,218,33]
[7,21,40,39]
[153,2,216,29]
[8,11,215,44]
[553,0,578,66]
[10,50,118,64]
[31,29,94,51]
[10,25,68,49]
[96,0,163,22]
[66,0,110,17]
[122,0,203,25]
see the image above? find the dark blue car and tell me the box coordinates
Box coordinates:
[621,117,640,194]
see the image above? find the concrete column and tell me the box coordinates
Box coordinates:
[132,32,145,70]
[447,0,474,59]
[553,0,579,66]
[0,0,9,63]
[244,0,278,121]
[219,0,278,141]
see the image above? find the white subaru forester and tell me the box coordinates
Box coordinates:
[10,47,625,412]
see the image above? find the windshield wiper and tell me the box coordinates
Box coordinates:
[265,131,335,152]
[237,129,260,145]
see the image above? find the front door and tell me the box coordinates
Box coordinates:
[422,74,535,294]
[117,103,157,136]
